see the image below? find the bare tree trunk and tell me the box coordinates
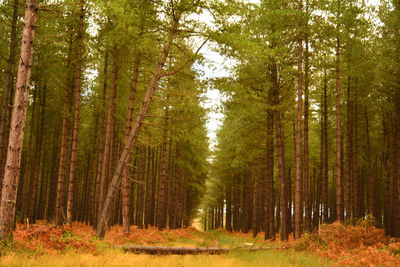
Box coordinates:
[294,34,303,240]
[28,85,45,223]
[66,0,85,226]
[55,30,74,226]
[344,78,353,220]
[96,14,181,238]
[271,62,288,241]
[0,0,37,240]
[97,47,119,226]
[93,51,109,228]
[303,28,311,233]
[0,0,20,194]
[322,66,329,223]
[365,107,375,218]
[252,158,261,238]
[122,55,141,234]
[335,36,344,222]
[157,109,169,230]
[265,109,275,240]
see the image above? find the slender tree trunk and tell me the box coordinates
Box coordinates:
[55,31,74,226]
[96,14,181,238]
[157,109,169,230]
[335,36,344,222]
[28,85,45,223]
[252,158,261,238]
[322,66,329,223]
[365,107,375,218]
[265,108,275,240]
[122,54,141,234]
[294,34,303,240]
[353,88,361,219]
[0,0,20,194]
[66,0,85,226]
[97,47,119,227]
[271,62,288,241]
[303,28,311,233]
[344,78,353,220]
[0,0,37,240]
[93,51,109,228]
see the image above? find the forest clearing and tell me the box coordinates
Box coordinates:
[0,0,400,266]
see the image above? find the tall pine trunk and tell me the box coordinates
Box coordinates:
[66,0,85,226]
[0,0,20,192]
[294,34,303,240]
[122,55,141,234]
[0,0,37,240]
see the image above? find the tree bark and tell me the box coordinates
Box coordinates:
[0,0,20,194]
[0,0,37,240]
[335,36,344,222]
[303,28,311,232]
[294,35,303,240]
[97,47,119,226]
[271,61,288,241]
[66,0,85,226]
[122,54,141,234]
[157,109,169,230]
[265,108,275,240]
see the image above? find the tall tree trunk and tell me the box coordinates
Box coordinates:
[252,158,261,238]
[97,47,119,226]
[322,67,329,223]
[303,27,311,233]
[93,51,109,228]
[344,78,353,220]
[365,107,375,218]
[335,35,344,222]
[66,0,85,226]
[96,14,181,238]
[271,61,288,241]
[28,85,45,223]
[0,0,37,240]
[122,54,141,234]
[0,0,20,194]
[265,109,275,240]
[157,109,169,230]
[294,33,303,240]
[55,30,74,226]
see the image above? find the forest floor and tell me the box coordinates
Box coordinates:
[0,221,399,266]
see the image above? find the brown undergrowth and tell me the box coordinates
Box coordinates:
[4,220,400,266]
[296,222,400,266]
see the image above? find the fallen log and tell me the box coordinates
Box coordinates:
[118,245,285,255]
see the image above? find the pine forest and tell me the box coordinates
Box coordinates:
[0,0,399,266]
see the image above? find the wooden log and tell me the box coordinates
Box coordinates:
[118,245,285,255]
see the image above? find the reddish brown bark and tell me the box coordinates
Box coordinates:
[0,0,37,240]
[66,0,85,226]
[157,110,169,230]
[271,61,288,241]
[335,36,344,222]
[0,0,20,192]
[294,36,303,240]
[97,47,119,226]
[122,54,141,234]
